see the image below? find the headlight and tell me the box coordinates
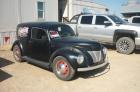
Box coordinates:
[77,55,84,64]
[103,47,107,55]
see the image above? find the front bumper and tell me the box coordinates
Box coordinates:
[135,38,140,49]
[77,60,108,72]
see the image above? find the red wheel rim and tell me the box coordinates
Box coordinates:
[55,60,69,77]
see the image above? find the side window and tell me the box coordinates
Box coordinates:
[70,15,79,23]
[132,18,140,23]
[81,16,93,24]
[31,28,47,40]
[95,16,109,25]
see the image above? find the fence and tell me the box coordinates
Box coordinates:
[0,31,16,46]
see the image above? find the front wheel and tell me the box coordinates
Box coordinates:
[52,56,75,81]
[116,37,135,54]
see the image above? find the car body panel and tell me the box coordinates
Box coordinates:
[11,22,108,71]
[67,14,140,48]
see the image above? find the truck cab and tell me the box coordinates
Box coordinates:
[11,22,108,81]
[67,14,140,54]
[128,16,140,24]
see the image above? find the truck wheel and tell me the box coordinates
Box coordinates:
[13,45,24,62]
[52,56,75,81]
[116,37,135,54]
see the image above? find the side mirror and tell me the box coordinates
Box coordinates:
[104,21,112,26]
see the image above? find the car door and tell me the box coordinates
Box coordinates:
[28,27,50,61]
[77,15,96,40]
[92,15,115,43]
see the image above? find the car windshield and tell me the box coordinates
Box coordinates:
[49,25,75,39]
[70,15,79,23]
[108,15,126,24]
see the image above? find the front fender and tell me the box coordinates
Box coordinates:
[113,29,138,43]
[11,40,22,50]
[49,47,82,69]
[11,40,24,55]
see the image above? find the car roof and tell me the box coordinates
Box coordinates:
[72,13,115,17]
[17,22,66,29]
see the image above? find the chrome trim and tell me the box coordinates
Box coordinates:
[77,60,108,71]
[87,51,102,63]
[135,38,140,46]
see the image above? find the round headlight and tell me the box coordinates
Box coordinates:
[77,55,84,64]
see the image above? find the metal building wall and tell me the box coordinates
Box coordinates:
[0,31,16,46]
[0,0,58,46]
[63,0,108,20]
[0,0,58,32]
[0,0,19,32]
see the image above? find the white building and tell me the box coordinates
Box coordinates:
[0,0,108,32]
[121,0,140,18]
[59,0,109,21]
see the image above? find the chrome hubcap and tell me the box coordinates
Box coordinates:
[119,40,130,51]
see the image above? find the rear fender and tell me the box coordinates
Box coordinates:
[11,40,24,55]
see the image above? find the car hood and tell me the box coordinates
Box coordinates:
[117,23,140,31]
[51,37,102,51]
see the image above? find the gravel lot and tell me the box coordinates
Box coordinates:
[0,47,140,92]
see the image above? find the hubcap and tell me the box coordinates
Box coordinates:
[56,60,69,77]
[119,40,130,52]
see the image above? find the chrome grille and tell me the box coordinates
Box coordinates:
[87,51,102,63]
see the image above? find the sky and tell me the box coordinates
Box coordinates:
[92,0,127,17]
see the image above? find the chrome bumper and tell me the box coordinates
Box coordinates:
[135,38,140,46]
[77,60,108,72]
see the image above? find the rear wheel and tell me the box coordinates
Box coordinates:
[116,37,135,54]
[52,56,75,81]
[13,45,24,62]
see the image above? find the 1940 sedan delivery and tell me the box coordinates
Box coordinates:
[11,22,108,81]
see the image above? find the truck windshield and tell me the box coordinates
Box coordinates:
[49,25,75,39]
[108,15,126,24]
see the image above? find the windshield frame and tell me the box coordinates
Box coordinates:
[108,15,127,24]
[70,15,80,24]
[48,25,76,39]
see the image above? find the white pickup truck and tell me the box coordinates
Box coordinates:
[67,14,140,54]
[128,16,140,24]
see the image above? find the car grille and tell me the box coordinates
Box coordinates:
[87,51,103,63]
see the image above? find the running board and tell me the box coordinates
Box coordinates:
[23,56,50,69]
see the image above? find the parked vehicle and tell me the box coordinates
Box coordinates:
[67,14,140,54]
[11,22,108,81]
[128,16,140,24]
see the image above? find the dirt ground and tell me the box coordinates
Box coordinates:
[0,46,140,92]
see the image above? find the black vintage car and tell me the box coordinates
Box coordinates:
[11,22,108,81]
